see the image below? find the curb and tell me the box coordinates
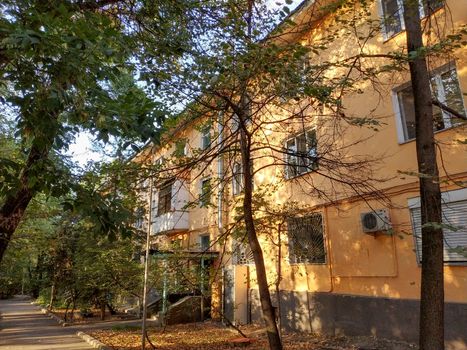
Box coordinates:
[40,307,69,327]
[76,331,112,350]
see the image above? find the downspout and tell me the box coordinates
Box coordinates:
[217,111,225,322]
[217,111,224,234]
[141,165,154,349]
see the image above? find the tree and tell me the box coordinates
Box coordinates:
[0,0,194,262]
[402,1,444,348]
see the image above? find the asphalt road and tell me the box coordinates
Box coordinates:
[0,296,94,350]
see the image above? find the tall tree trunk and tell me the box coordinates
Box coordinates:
[402,2,444,349]
[239,104,282,350]
[100,300,106,320]
[0,142,52,263]
[49,282,56,310]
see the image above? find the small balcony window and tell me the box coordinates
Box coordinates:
[157,182,173,216]
[200,234,210,251]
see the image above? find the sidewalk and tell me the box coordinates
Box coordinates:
[0,296,94,350]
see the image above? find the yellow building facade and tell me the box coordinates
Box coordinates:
[139,0,467,347]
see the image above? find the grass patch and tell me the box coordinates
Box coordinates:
[111,324,141,331]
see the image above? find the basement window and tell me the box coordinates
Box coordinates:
[233,241,254,265]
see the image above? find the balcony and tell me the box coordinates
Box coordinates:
[151,179,189,235]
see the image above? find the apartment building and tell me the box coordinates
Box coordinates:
[137,0,467,347]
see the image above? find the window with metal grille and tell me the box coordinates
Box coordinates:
[233,242,254,265]
[157,182,173,216]
[410,189,467,264]
[287,214,326,264]
[285,129,318,179]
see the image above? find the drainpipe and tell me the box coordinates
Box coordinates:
[217,111,225,322]
[141,175,153,349]
[217,111,224,234]
[200,257,205,321]
[162,259,168,314]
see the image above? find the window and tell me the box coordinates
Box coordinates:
[233,241,254,265]
[200,178,211,207]
[201,126,211,150]
[174,139,188,157]
[232,162,243,196]
[380,0,403,38]
[396,66,466,141]
[285,129,318,179]
[231,161,255,195]
[379,0,444,38]
[409,188,467,264]
[287,214,326,264]
[200,234,210,251]
[157,182,173,216]
[135,207,145,229]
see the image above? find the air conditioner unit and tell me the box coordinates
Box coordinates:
[360,209,392,234]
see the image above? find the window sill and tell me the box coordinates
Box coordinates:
[398,123,464,145]
[288,261,327,266]
[285,169,317,181]
[417,261,467,267]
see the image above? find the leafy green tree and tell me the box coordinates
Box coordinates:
[0,0,189,262]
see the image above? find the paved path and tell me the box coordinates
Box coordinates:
[0,296,94,350]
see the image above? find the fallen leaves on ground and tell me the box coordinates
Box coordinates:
[89,321,418,350]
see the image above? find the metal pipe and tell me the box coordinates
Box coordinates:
[141,177,153,349]
[217,111,224,233]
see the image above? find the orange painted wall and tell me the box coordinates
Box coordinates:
[143,0,467,306]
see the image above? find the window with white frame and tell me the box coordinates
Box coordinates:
[201,125,211,150]
[395,65,466,141]
[287,214,326,264]
[200,178,211,207]
[285,129,318,179]
[409,188,467,264]
[379,0,444,38]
